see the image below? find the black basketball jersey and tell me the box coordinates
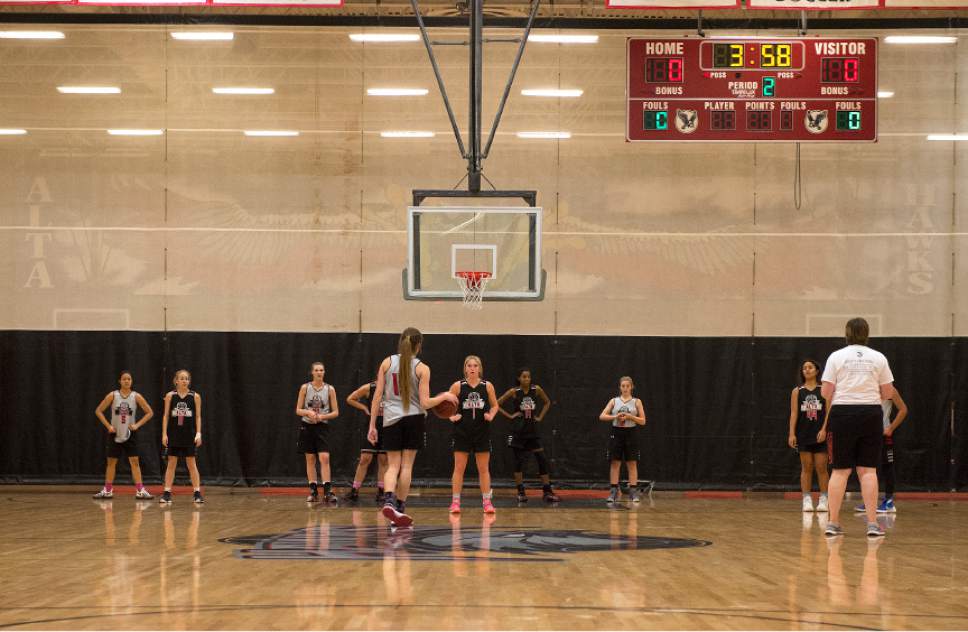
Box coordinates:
[168,390,197,447]
[457,380,489,423]
[796,385,826,445]
[367,381,384,425]
[510,386,542,437]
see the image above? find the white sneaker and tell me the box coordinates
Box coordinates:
[802,495,814,512]
[92,488,113,499]
[816,495,829,512]
[135,488,154,500]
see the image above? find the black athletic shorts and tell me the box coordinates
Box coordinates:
[360,417,386,454]
[608,426,640,462]
[106,434,139,459]
[167,445,197,458]
[452,420,491,453]
[798,442,827,455]
[298,422,331,454]
[382,414,426,452]
[827,404,882,469]
[508,434,541,451]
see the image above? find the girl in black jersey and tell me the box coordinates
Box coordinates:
[599,376,647,504]
[497,368,560,503]
[160,370,203,505]
[787,359,829,512]
[447,356,499,515]
[295,362,340,504]
[93,371,154,500]
[344,380,388,503]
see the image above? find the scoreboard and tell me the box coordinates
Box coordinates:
[627,37,877,142]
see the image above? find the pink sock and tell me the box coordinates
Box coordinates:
[352,481,362,489]
[378,482,385,490]
[104,483,113,492]
[136,483,144,491]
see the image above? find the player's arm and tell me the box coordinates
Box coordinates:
[817,404,831,443]
[535,386,552,422]
[322,387,339,421]
[497,388,518,419]
[194,393,202,446]
[821,380,835,404]
[95,393,115,433]
[346,384,371,416]
[419,364,458,409]
[295,384,312,420]
[369,358,390,437]
[484,382,499,422]
[788,388,799,449]
[133,393,154,430]
[599,400,616,422]
[447,381,462,422]
[885,388,908,437]
[161,393,172,446]
[631,399,646,426]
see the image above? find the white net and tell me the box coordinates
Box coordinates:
[455,272,491,310]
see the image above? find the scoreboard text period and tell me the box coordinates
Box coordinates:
[627,37,877,142]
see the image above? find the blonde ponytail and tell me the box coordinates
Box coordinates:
[398,327,423,413]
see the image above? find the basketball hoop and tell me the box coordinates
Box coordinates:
[455,271,491,310]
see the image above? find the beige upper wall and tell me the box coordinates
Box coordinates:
[0,25,963,336]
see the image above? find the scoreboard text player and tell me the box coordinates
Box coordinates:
[627,37,877,142]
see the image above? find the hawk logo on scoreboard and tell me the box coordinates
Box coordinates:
[805,110,829,134]
[675,109,698,134]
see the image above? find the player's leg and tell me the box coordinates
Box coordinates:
[160,455,178,504]
[476,450,495,514]
[608,459,622,503]
[186,456,203,503]
[800,451,816,511]
[95,457,118,498]
[376,453,388,502]
[512,447,528,501]
[451,451,469,513]
[345,451,372,501]
[129,456,152,499]
[626,460,640,502]
[318,451,335,502]
[813,449,829,511]
[879,438,896,512]
[305,452,319,502]
[534,448,559,502]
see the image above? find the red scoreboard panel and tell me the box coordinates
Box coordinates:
[627,37,877,142]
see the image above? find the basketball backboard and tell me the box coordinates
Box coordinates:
[403,206,545,301]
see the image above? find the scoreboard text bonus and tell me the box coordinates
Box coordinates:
[627,37,877,142]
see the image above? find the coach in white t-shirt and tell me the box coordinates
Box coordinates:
[818,317,895,538]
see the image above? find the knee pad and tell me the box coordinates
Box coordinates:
[535,451,549,476]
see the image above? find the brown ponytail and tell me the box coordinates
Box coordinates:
[398,327,423,413]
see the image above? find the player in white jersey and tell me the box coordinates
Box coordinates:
[599,376,647,504]
[819,318,895,538]
[93,371,154,499]
[368,327,458,527]
[295,362,340,503]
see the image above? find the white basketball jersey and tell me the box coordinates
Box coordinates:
[382,354,424,426]
[111,390,138,443]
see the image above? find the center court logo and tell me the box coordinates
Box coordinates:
[221,526,710,561]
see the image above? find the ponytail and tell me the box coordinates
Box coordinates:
[398,327,423,413]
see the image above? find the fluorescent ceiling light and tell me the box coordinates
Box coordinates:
[877,90,895,98]
[349,33,420,43]
[0,128,27,135]
[367,88,429,96]
[171,32,234,41]
[243,130,299,137]
[884,35,957,44]
[926,134,968,141]
[57,86,121,94]
[0,31,65,40]
[380,130,435,138]
[107,129,164,136]
[517,131,571,139]
[213,87,275,95]
[528,34,598,44]
[521,88,584,98]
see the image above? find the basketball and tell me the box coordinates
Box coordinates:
[432,396,458,420]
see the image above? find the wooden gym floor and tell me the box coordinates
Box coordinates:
[1,486,966,630]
